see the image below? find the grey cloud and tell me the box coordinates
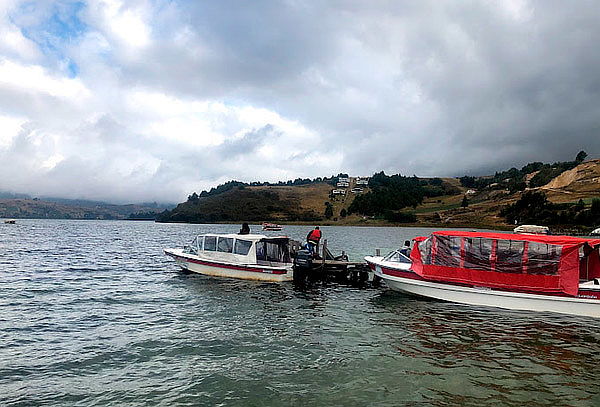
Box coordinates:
[4,0,600,203]
[216,124,276,158]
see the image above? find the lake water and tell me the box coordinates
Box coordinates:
[1,220,599,406]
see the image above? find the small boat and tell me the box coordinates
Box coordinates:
[366,230,600,318]
[513,224,549,235]
[591,227,600,236]
[164,233,298,282]
[262,222,283,231]
[4,219,15,224]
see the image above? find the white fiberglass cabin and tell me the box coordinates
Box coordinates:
[164,233,296,282]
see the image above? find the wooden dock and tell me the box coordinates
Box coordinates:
[292,239,375,287]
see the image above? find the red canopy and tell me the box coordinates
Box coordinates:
[411,231,600,296]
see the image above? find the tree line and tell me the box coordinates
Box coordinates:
[501,190,600,230]
[347,172,459,222]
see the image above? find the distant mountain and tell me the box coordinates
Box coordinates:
[0,191,31,199]
[156,176,461,224]
[4,154,598,228]
[0,197,173,220]
[158,155,600,230]
[157,185,325,223]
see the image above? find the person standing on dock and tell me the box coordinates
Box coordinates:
[306,226,322,256]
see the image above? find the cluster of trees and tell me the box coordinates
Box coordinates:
[347,172,451,222]
[459,151,588,192]
[324,202,334,219]
[501,191,600,227]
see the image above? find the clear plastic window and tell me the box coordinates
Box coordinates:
[464,238,493,270]
[234,239,252,255]
[217,237,234,253]
[527,242,561,275]
[204,236,217,251]
[496,240,525,273]
[433,236,461,267]
[419,238,433,265]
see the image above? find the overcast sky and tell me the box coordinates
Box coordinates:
[1,0,599,203]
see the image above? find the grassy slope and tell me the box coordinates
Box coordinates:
[414,160,600,229]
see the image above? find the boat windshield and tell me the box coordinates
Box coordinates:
[183,236,199,255]
[383,250,411,264]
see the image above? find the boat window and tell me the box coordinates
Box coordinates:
[433,235,461,267]
[419,237,433,264]
[204,236,217,251]
[217,237,234,253]
[197,236,204,251]
[527,242,561,275]
[234,239,252,255]
[495,240,525,273]
[256,241,291,263]
[464,238,493,270]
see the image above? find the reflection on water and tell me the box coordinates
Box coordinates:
[0,220,599,406]
[371,293,600,406]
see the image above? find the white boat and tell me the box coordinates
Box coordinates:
[513,224,549,235]
[4,219,15,224]
[366,231,600,318]
[262,222,283,231]
[164,233,297,282]
[591,227,600,236]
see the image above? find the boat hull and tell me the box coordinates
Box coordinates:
[367,261,600,318]
[165,249,293,282]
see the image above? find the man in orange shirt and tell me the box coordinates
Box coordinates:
[306,226,322,256]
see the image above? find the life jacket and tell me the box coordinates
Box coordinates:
[307,229,322,243]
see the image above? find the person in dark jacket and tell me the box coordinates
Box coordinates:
[306,226,322,256]
[400,240,411,256]
[239,223,250,235]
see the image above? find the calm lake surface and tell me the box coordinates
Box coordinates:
[1,220,599,406]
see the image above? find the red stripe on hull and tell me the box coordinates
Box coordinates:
[166,252,288,275]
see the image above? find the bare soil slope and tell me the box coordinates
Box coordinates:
[540,159,600,203]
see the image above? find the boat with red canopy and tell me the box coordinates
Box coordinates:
[366,231,600,317]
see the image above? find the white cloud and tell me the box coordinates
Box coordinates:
[0,115,26,148]
[88,0,151,48]
[0,59,91,100]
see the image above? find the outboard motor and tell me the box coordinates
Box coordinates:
[293,249,313,283]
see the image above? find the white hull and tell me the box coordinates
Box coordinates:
[377,270,600,318]
[166,249,293,282]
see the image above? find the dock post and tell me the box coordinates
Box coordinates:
[322,239,327,266]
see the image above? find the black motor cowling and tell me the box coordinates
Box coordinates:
[294,249,313,268]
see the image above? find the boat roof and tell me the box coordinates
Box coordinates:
[200,233,289,242]
[418,230,600,246]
